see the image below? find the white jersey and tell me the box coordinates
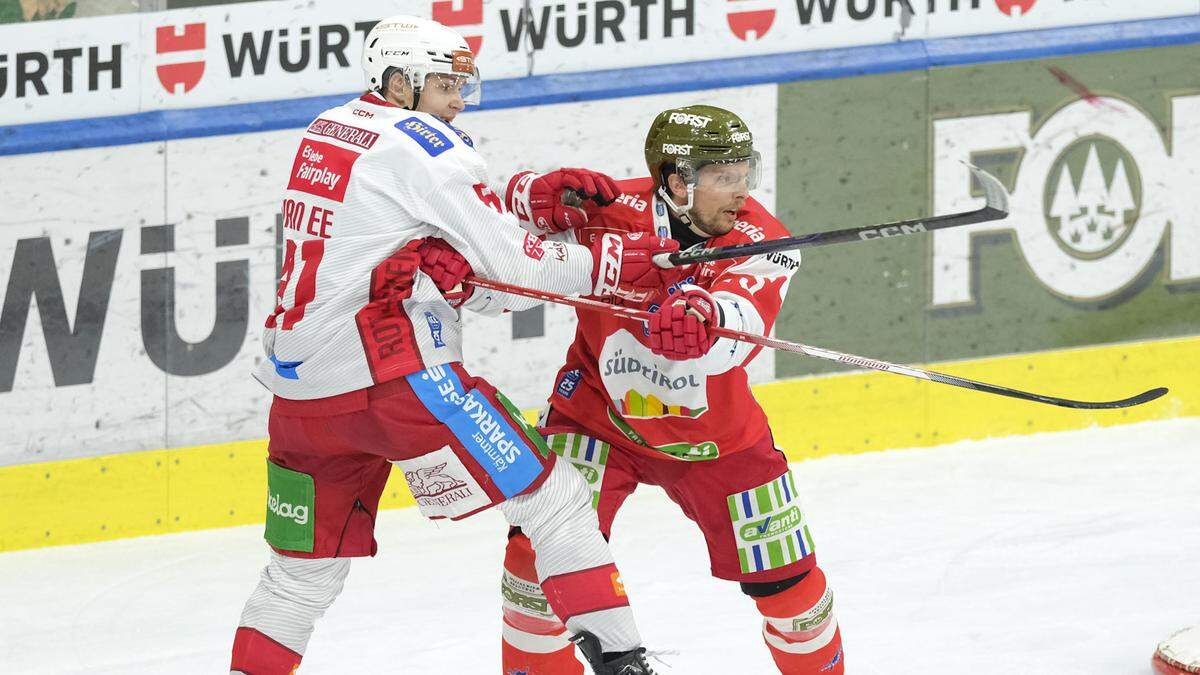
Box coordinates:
[255,93,593,400]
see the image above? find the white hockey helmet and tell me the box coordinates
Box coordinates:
[361,15,481,105]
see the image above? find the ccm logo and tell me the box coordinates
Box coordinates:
[598,234,622,291]
[858,223,927,240]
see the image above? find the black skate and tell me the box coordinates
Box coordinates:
[570,631,657,675]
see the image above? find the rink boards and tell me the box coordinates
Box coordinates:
[1,335,1194,552]
[3,14,1200,552]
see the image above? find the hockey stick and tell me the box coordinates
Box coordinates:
[653,164,1010,268]
[463,276,1167,410]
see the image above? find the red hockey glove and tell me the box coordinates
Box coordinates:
[590,233,683,302]
[648,286,720,360]
[507,168,621,234]
[417,238,473,306]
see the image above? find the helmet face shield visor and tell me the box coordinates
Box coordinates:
[676,151,762,194]
[422,70,481,105]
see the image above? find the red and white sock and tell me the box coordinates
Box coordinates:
[753,566,844,674]
[501,532,583,675]
[230,627,302,675]
[498,459,641,656]
[230,552,350,674]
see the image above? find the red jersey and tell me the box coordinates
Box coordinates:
[547,177,800,462]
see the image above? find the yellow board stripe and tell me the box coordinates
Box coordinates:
[757,335,1197,458]
[1,336,1195,553]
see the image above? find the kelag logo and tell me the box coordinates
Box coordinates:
[155,23,206,94]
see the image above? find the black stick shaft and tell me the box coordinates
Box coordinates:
[657,164,1010,267]
[463,276,1168,411]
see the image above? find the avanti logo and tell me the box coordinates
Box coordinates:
[740,506,802,542]
[268,492,310,525]
[572,464,600,484]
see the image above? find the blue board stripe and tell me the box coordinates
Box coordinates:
[2,15,1197,157]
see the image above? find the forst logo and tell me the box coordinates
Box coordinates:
[1044,137,1140,259]
[156,23,206,94]
[668,112,712,128]
[726,0,776,41]
[931,95,1200,307]
[995,0,1037,16]
[662,143,693,156]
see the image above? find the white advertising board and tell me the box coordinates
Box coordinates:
[0,83,776,465]
[0,0,1194,126]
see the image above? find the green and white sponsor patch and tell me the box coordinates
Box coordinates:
[501,571,554,619]
[727,470,815,574]
[495,390,551,458]
[606,408,719,462]
[547,432,610,511]
[264,460,315,553]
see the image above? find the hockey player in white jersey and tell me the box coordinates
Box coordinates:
[229,16,678,675]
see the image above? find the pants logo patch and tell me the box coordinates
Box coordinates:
[727,470,815,573]
[264,460,316,553]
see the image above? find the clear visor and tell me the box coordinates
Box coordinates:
[677,151,762,193]
[422,70,481,106]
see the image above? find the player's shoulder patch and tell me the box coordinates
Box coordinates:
[306,117,380,150]
[395,116,455,157]
[445,123,475,148]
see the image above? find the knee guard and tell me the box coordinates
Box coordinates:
[748,566,844,675]
[501,530,583,675]
[231,552,351,674]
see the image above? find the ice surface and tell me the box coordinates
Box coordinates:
[2,419,1197,674]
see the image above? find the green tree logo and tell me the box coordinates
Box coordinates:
[1043,136,1142,260]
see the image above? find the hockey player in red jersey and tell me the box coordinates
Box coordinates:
[495,106,846,674]
[228,16,679,675]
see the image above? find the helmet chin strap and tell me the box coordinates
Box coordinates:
[657,183,714,238]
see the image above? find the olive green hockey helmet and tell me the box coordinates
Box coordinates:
[644,105,760,219]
